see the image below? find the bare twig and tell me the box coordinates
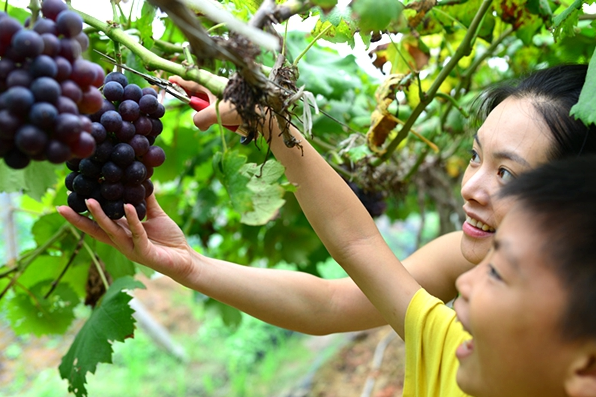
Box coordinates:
[44,232,86,299]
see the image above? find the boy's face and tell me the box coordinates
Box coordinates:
[453,205,577,397]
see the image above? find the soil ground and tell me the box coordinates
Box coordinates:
[0,275,406,396]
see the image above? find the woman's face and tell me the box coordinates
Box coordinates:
[459,96,552,264]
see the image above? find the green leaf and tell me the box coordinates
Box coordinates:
[239,160,286,225]
[59,276,145,397]
[213,150,253,214]
[95,242,136,279]
[351,0,403,33]
[31,213,66,247]
[0,161,61,201]
[2,281,79,336]
[552,0,583,41]
[136,2,156,49]
[571,48,596,126]
[314,7,358,47]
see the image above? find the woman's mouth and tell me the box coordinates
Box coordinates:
[462,215,495,238]
[465,216,495,232]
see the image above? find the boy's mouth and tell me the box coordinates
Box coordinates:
[456,339,475,360]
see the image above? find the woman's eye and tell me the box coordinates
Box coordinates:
[469,149,480,164]
[497,168,514,182]
[488,264,503,281]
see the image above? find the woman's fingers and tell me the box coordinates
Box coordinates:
[85,199,134,252]
[56,205,113,245]
[123,203,151,254]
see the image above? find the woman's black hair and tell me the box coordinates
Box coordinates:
[474,64,595,159]
[500,155,596,341]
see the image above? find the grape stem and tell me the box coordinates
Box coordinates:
[27,0,41,26]
[69,226,110,291]
[73,8,228,96]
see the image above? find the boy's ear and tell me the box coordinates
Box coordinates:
[566,352,596,397]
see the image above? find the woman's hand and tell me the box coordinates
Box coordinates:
[168,76,243,131]
[57,194,196,281]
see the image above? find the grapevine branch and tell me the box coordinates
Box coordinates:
[44,232,86,299]
[374,0,493,165]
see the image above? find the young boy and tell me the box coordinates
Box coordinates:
[400,156,596,397]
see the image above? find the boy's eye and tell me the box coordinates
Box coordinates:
[487,263,503,281]
[469,149,480,164]
[497,167,514,182]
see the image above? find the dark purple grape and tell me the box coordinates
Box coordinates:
[66,157,81,171]
[58,38,82,62]
[70,131,95,158]
[0,17,22,46]
[134,201,147,220]
[100,110,122,133]
[71,59,97,87]
[90,122,107,144]
[79,86,104,115]
[103,81,124,102]
[128,134,150,156]
[0,109,22,139]
[0,139,15,158]
[101,161,123,183]
[118,100,140,122]
[100,182,124,201]
[91,140,114,163]
[89,99,115,122]
[72,174,98,195]
[91,64,105,88]
[56,96,79,114]
[5,86,35,116]
[115,121,135,141]
[104,71,128,87]
[139,94,159,114]
[30,55,58,78]
[65,170,78,191]
[33,18,58,35]
[6,69,33,88]
[41,32,61,57]
[67,191,87,213]
[123,184,145,205]
[123,161,147,185]
[149,103,165,119]
[145,166,154,179]
[29,102,58,129]
[133,115,152,136]
[11,30,44,58]
[42,0,69,21]
[142,145,165,167]
[141,87,157,97]
[74,32,89,51]
[78,158,102,178]
[149,118,163,137]
[0,58,15,79]
[88,187,104,205]
[44,139,71,163]
[54,56,72,81]
[147,136,155,145]
[2,46,26,63]
[3,148,30,169]
[123,84,142,102]
[30,77,61,104]
[54,113,82,144]
[56,10,83,38]
[80,116,92,132]
[60,80,82,104]
[103,199,124,219]
[15,124,47,156]
[110,142,135,167]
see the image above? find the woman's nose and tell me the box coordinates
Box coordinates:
[461,166,491,206]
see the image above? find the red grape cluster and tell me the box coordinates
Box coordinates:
[0,0,104,169]
[65,71,166,220]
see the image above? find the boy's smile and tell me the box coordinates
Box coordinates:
[453,205,579,397]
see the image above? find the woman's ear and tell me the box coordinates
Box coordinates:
[566,352,596,397]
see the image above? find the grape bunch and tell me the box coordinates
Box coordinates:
[0,0,104,169]
[65,71,166,220]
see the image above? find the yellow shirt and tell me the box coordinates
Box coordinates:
[403,288,472,397]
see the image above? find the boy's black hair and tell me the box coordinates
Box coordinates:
[500,155,596,341]
[473,64,596,159]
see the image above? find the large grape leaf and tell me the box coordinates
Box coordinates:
[351,0,403,34]
[239,160,286,225]
[1,281,79,336]
[95,241,136,279]
[136,1,156,49]
[213,150,253,214]
[313,7,358,47]
[552,0,583,41]
[571,48,596,126]
[0,162,61,201]
[59,276,145,397]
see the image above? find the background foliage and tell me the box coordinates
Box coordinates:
[1,0,595,395]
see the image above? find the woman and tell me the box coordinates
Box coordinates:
[58,63,595,335]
